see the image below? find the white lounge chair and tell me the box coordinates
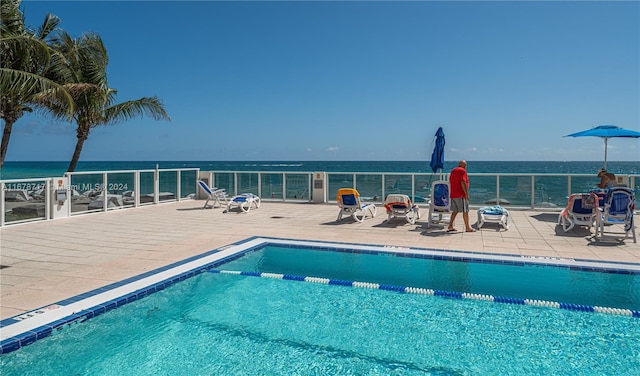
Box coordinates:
[478,205,510,230]
[336,188,377,223]
[596,187,636,243]
[227,193,260,213]
[426,181,450,228]
[557,193,598,233]
[384,194,420,224]
[197,180,228,209]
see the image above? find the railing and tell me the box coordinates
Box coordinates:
[0,168,199,227]
[201,171,313,201]
[2,169,638,227]
[207,170,637,208]
[66,168,199,215]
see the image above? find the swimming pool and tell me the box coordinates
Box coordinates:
[1,237,639,374]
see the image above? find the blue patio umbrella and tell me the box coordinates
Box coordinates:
[429,127,445,173]
[564,125,640,169]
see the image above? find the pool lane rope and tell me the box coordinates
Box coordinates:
[208,269,640,318]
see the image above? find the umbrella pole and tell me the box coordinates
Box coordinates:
[604,138,608,170]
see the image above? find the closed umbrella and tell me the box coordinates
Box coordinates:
[564,125,640,169]
[430,127,445,174]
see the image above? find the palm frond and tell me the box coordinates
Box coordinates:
[36,13,60,40]
[0,67,73,118]
[103,96,170,125]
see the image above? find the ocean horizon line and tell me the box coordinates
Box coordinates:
[4,159,637,163]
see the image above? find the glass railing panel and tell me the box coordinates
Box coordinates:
[414,174,435,203]
[3,179,48,224]
[262,173,283,199]
[214,172,235,195]
[355,174,382,203]
[139,171,155,205]
[180,170,198,199]
[534,175,567,209]
[106,172,135,209]
[237,173,259,195]
[158,171,177,202]
[285,173,310,200]
[571,176,598,194]
[328,173,354,201]
[384,174,413,197]
[469,175,497,206]
[69,173,104,213]
[498,175,531,207]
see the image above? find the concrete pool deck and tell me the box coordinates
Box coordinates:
[1,200,638,320]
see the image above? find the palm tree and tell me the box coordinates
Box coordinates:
[51,31,170,172]
[0,0,74,171]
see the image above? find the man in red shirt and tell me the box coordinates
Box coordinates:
[447,160,476,232]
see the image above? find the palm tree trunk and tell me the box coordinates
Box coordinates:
[67,127,90,172]
[0,119,15,172]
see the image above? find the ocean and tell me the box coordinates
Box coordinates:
[1,160,639,180]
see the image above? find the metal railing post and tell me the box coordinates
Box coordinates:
[44,179,51,220]
[134,171,140,207]
[257,172,262,199]
[0,182,5,227]
[154,165,160,204]
[531,176,535,209]
[176,170,181,201]
[411,174,415,202]
[382,174,386,202]
[103,172,108,211]
[233,173,238,196]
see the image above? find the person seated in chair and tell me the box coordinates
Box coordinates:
[596,168,616,189]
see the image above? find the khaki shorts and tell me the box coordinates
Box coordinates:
[450,198,469,212]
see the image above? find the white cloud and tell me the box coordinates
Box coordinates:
[326,146,339,152]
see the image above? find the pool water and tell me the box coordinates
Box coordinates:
[223,246,640,310]
[1,244,639,374]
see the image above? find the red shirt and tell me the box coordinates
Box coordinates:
[449,166,469,199]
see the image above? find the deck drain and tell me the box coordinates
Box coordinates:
[0,265,10,269]
[270,216,286,219]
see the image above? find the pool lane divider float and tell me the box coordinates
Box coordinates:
[209,269,640,318]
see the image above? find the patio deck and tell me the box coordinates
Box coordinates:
[1,200,638,320]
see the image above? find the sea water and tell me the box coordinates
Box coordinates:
[2,160,639,180]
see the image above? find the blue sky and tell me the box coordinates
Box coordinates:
[7,0,640,162]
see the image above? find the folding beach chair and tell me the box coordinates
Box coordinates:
[596,187,636,243]
[336,188,377,223]
[477,205,509,230]
[197,180,228,209]
[426,181,450,228]
[557,192,598,233]
[384,194,420,224]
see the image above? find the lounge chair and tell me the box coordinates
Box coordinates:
[336,188,377,223]
[227,193,261,213]
[384,194,420,224]
[197,180,228,209]
[596,187,636,243]
[426,181,450,228]
[478,205,510,230]
[557,192,598,233]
